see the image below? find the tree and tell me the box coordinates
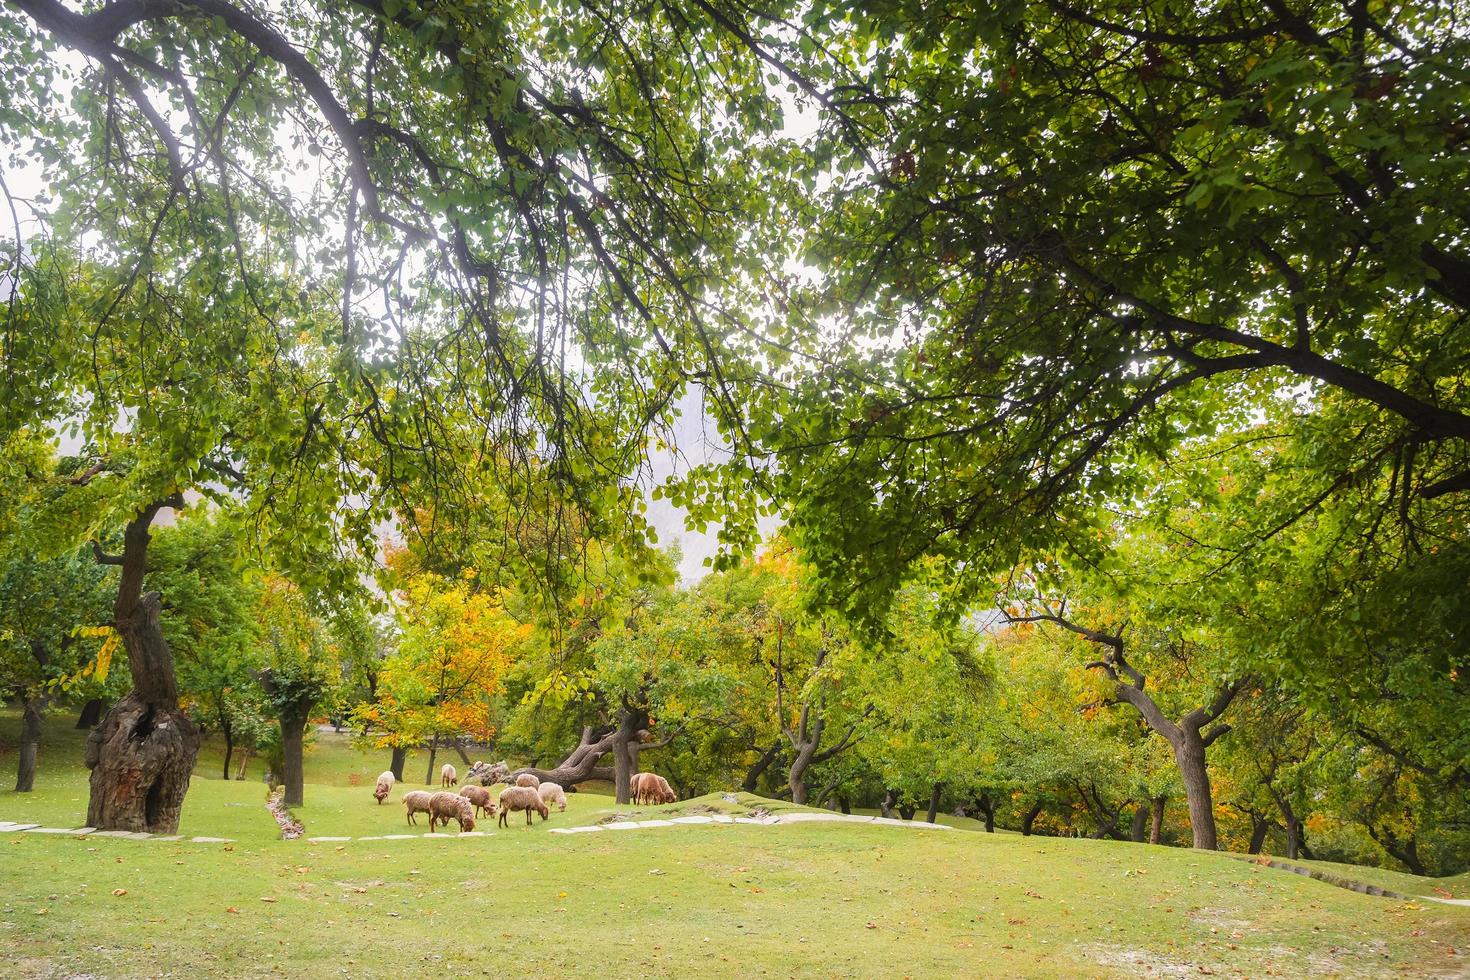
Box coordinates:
[255,575,338,807]
[352,570,525,785]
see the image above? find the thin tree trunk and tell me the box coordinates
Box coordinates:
[1131,804,1149,843]
[455,741,472,766]
[926,782,943,823]
[390,745,407,782]
[1022,801,1044,836]
[75,698,104,729]
[15,697,46,792]
[425,734,439,785]
[221,724,234,781]
[974,794,997,833]
[880,789,898,819]
[85,498,200,835]
[1150,797,1166,844]
[236,746,252,780]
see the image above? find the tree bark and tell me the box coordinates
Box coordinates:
[973,794,997,833]
[837,795,851,815]
[1248,813,1270,855]
[75,698,104,729]
[1150,797,1166,844]
[220,723,234,781]
[15,696,46,792]
[741,741,782,793]
[85,498,200,834]
[390,745,407,782]
[1130,804,1149,843]
[787,739,817,805]
[279,707,309,807]
[1022,801,1044,836]
[454,741,472,766]
[425,733,439,785]
[1174,732,1218,850]
[925,783,943,823]
[510,724,623,788]
[880,789,898,819]
[897,803,917,820]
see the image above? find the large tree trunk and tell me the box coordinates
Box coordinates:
[612,706,648,804]
[15,696,46,792]
[390,745,407,782]
[75,698,104,729]
[1174,733,1219,850]
[741,741,782,793]
[787,740,817,806]
[511,725,620,787]
[1021,801,1044,836]
[86,499,200,834]
[279,708,308,807]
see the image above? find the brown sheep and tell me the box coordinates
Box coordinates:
[373,770,395,804]
[459,784,496,819]
[403,790,434,825]
[441,763,458,787]
[514,772,540,788]
[629,772,652,805]
[498,785,549,827]
[652,774,677,804]
[428,791,476,833]
[537,782,567,812]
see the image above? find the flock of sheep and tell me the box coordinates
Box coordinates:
[368,761,676,832]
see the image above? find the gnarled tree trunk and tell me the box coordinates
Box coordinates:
[86,498,200,834]
[510,725,619,788]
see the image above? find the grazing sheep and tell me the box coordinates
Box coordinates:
[537,781,567,812]
[459,784,496,819]
[403,790,434,825]
[441,763,458,787]
[373,770,395,804]
[428,791,476,833]
[514,772,540,788]
[498,786,549,827]
[652,774,676,804]
[630,772,661,805]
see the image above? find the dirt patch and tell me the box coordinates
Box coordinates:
[1081,942,1211,978]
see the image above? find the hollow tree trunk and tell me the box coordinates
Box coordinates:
[1022,801,1044,836]
[15,696,46,792]
[390,745,407,782]
[86,499,200,834]
[1131,804,1149,843]
[75,698,104,729]
[1174,733,1219,850]
[926,783,943,824]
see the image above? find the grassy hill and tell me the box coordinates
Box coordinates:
[2,707,1467,978]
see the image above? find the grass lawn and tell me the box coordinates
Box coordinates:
[2,707,1468,978]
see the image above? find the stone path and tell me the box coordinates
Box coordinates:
[0,819,233,843]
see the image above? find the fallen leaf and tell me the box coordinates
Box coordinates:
[112,889,128,897]
[1025,890,1042,899]
[226,907,239,914]
[865,922,877,930]
[260,896,277,904]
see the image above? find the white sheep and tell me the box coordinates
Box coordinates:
[537,781,567,812]
[515,772,540,788]
[498,785,549,826]
[373,770,395,804]
[441,763,458,787]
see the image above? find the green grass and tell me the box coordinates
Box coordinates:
[2,706,1468,978]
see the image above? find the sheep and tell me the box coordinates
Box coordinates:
[459,784,497,819]
[441,763,458,787]
[652,774,677,804]
[629,772,652,805]
[498,785,549,827]
[515,772,540,788]
[428,791,476,833]
[631,772,675,805]
[403,790,434,825]
[373,770,395,804]
[537,781,567,812]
